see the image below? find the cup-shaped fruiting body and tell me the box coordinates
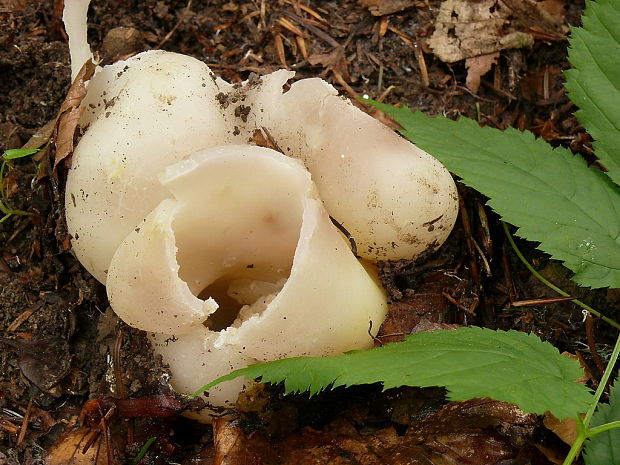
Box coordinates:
[106,146,388,413]
[62,0,458,422]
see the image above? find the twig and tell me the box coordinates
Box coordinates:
[296,3,326,24]
[102,406,116,465]
[113,330,135,445]
[376,85,395,103]
[414,42,429,87]
[510,296,576,307]
[16,398,33,446]
[459,195,481,288]
[584,313,606,376]
[442,291,475,314]
[282,11,339,47]
[0,417,19,435]
[274,33,287,68]
[155,0,192,50]
[296,36,308,60]
[113,331,126,399]
[332,70,359,98]
[277,17,303,36]
[502,222,620,330]
[330,216,358,257]
[7,302,44,332]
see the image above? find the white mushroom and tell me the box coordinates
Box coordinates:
[106,145,388,416]
[149,327,256,419]
[64,1,458,282]
[62,0,459,420]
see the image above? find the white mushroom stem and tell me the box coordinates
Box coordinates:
[63,0,93,81]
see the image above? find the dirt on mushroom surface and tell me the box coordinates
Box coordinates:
[0,0,618,464]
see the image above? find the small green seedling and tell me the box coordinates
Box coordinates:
[130,437,157,465]
[0,148,39,224]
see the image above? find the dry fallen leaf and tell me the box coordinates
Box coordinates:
[53,59,96,170]
[504,0,567,39]
[307,46,351,82]
[428,0,566,63]
[465,52,499,94]
[543,413,579,446]
[0,336,71,397]
[428,0,533,63]
[195,398,542,465]
[211,418,251,465]
[520,65,564,104]
[22,119,56,151]
[537,0,566,22]
[44,427,109,465]
[377,269,472,343]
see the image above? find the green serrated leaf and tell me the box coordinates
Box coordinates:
[584,377,620,465]
[565,0,620,186]
[366,101,620,289]
[198,327,593,420]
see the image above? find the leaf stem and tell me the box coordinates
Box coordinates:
[562,418,587,465]
[562,331,620,465]
[502,222,620,330]
[583,332,620,429]
[586,420,620,437]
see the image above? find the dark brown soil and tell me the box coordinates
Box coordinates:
[0,0,617,464]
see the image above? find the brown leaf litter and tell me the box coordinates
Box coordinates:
[52,60,96,171]
[428,0,567,63]
[184,398,545,465]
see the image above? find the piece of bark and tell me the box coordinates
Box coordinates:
[358,0,417,16]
